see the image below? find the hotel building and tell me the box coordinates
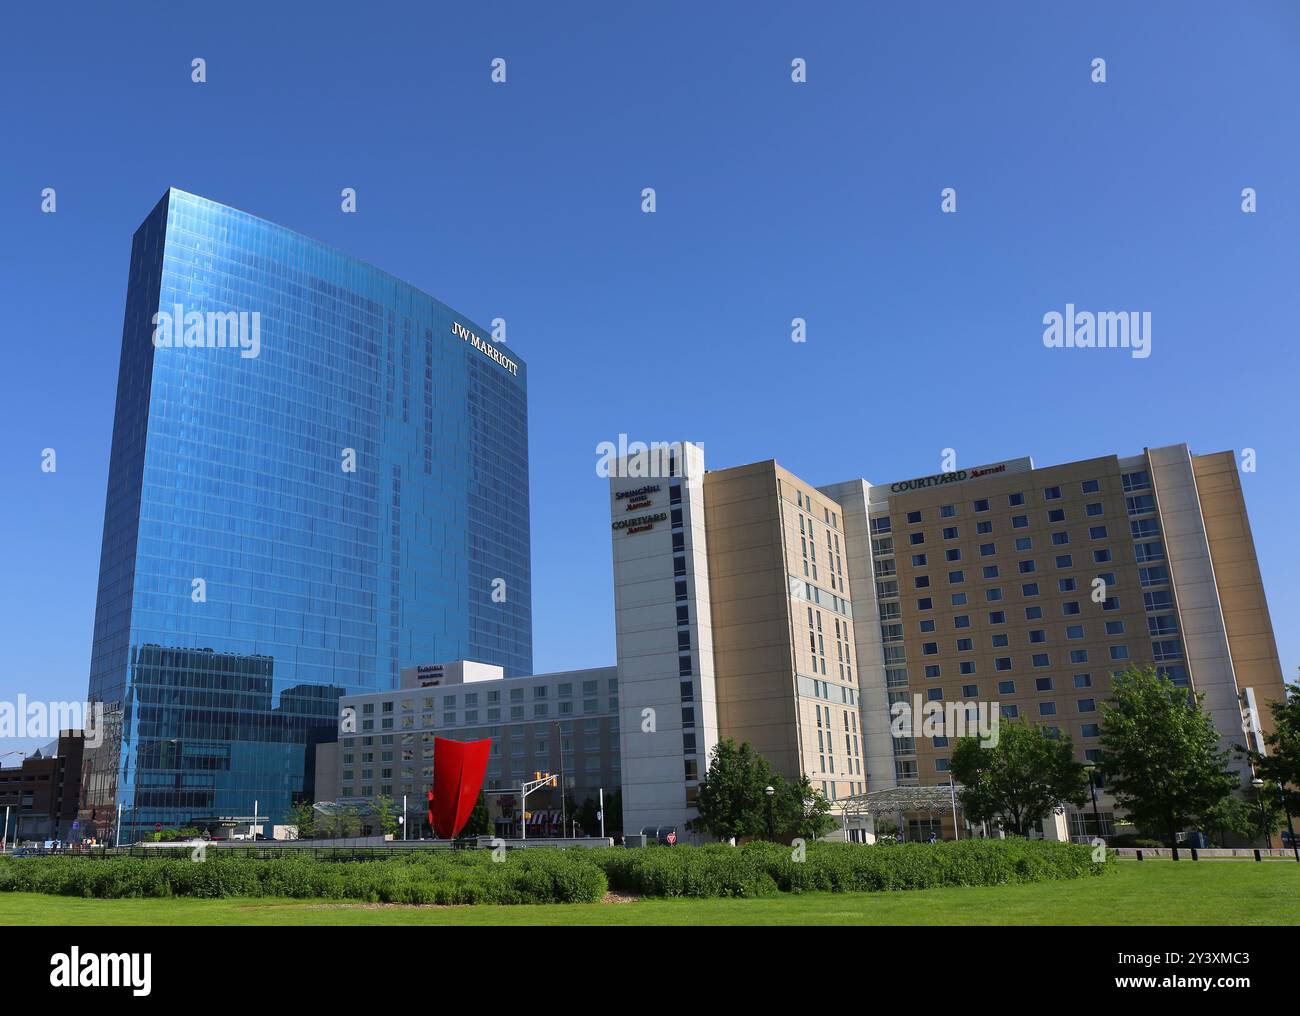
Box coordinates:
[612,442,1287,842]
[83,190,531,841]
[315,661,620,838]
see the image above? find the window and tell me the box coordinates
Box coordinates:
[954,614,972,629]
[1008,493,1025,507]
[1060,578,1078,594]
[976,520,993,535]
[910,532,925,546]
[1039,702,1057,716]
[946,548,962,562]
[1105,620,1125,635]
[988,610,1005,624]
[925,664,941,678]
[1001,704,1020,719]
[951,592,968,606]
[1012,515,1028,529]
[1081,479,1100,494]
[907,510,923,524]
[1015,537,1032,552]
[1047,508,1066,523]
[997,680,1016,694]
[1085,502,1104,517]
[1035,676,1053,691]
[991,633,1009,647]
[912,553,927,566]
[940,504,957,518]
[915,575,930,588]
[1081,723,1100,738]
[1022,582,1039,597]
[980,543,996,557]
[919,619,936,633]
[956,638,974,652]
[1032,653,1050,668]
[1044,486,1062,500]
[1070,649,1090,664]
[927,688,944,702]
[922,642,939,656]
[1066,625,1084,640]
[917,597,933,610]
[962,683,979,697]
[1055,555,1072,568]
[959,660,976,675]
[1110,645,1130,661]
[986,587,1003,602]
[1074,673,1092,688]
[1089,525,1108,540]
[974,498,989,512]
[1029,629,1046,643]
[948,570,965,584]
[1092,548,1112,563]
[983,565,999,579]
[942,527,959,540]
[1025,605,1043,620]
[995,658,1012,672]
[1018,560,1036,574]
[1122,470,1150,492]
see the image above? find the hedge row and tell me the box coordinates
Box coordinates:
[0,839,1110,903]
[0,850,607,905]
[590,839,1113,898]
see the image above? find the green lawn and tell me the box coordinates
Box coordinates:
[0,859,1296,925]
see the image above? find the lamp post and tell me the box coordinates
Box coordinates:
[764,785,776,841]
[1250,778,1271,849]
[1083,762,1102,840]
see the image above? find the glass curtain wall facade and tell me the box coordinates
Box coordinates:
[82,189,531,840]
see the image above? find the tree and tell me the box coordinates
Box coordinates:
[370,795,399,837]
[573,797,600,837]
[286,799,316,840]
[1243,677,1300,818]
[463,792,493,837]
[603,788,622,835]
[775,775,837,841]
[950,720,1088,837]
[1196,795,1255,848]
[1099,666,1237,858]
[693,739,780,842]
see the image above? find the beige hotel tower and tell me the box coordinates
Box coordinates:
[609,442,1287,842]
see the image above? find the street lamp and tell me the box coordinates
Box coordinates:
[1251,778,1271,849]
[1083,761,1102,840]
[764,785,776,841]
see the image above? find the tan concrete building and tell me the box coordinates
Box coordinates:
[611,441,1287,844]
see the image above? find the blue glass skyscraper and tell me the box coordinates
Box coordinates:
[82,189,531,839]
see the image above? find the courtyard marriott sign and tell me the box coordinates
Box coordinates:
[889,462,1011,494]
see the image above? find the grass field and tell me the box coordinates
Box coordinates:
[0,859,1295,925]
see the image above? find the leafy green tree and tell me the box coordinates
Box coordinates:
[693,739,780,842]
[574,797,600,836]
[1197,795,1255,847]
[1243,677,1300,818]
[463,792,493,837]
[950,721,1088,836]
[370,795,399,837]
[286,800,316,840]
[603,789,622,835]
[1099,666,1237,858]
[776,775,837,841]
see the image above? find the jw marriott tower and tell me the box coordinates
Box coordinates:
[81,189,531,840]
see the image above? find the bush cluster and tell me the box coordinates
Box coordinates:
[0,839,1109,903]
[0,849,606,905]
[591,839,1111,897]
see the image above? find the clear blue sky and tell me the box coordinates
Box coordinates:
[2,1,1296,756]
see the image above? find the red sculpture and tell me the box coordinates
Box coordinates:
[427,736,491,838]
